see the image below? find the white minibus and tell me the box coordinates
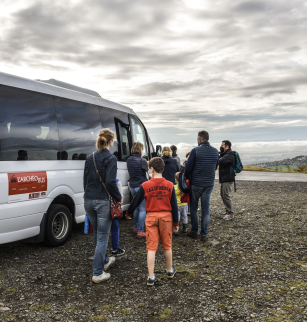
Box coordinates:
[0,71,160,246]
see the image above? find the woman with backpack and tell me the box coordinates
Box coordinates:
[161,147,180,184]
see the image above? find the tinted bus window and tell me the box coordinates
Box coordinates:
[0,85,59,161]
[130,116,148,158]
[99,107,131,161]
[54,97,102,160]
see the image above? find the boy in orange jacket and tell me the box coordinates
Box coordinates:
[127,157,179,286]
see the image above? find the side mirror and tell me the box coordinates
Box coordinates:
[156,145,162,157]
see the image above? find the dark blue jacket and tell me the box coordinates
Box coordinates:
[83,149,121,201]
[162,156,180,184]
[219,148,236,183]
[185,141,219,187]
[127,154,148,188]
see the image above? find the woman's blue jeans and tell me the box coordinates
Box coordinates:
[130,187,146,233]
[190,185,213,237]
[84,198,111,276]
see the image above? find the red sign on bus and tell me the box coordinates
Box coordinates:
[8,172,47,196]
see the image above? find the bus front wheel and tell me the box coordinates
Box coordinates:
[45,204,73,246]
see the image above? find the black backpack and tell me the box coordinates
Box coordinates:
[178,167,190,193]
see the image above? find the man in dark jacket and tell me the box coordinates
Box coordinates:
[185,131,219,241]
[219,140,236,220]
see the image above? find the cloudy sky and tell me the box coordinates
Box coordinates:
[1,0,307,164]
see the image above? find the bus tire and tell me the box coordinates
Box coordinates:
[45,204,73,246]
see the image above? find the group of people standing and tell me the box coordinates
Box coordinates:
[83,128,236,285]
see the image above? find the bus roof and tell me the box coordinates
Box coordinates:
[0,71,135,115]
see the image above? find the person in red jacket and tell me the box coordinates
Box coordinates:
[127,157,179,286]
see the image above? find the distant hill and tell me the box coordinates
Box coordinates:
[251,155,307,168]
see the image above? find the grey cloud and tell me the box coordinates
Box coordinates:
[286,46,301,52]
[133,79,204,96]
[233,1,267,13]
[241,74,307,97]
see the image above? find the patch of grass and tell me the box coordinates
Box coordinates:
[159,309,173,320]
[117,308,131,315]
[5,288,17,292]
[29,303,51,311]
[0,271,5,279]
[266,310,292,322]
[249,303,256,309]
[67,307,75,312]
[138,302,145,307]
[232,288,244,298]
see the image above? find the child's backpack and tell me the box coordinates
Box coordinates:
[178,168,190,193]
[180,187,190,204]
[233,151,243,174]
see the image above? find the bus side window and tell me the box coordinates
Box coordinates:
[54,98,101,160]
[99,107,132,161]
[0,85,59,161]
[130,116,149,158]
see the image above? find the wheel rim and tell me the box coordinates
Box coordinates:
[52,212,69,240]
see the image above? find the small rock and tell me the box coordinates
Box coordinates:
[251,314,256,318]
[209,239,220,246]
[0,303,4,306]
[0,307,10,311]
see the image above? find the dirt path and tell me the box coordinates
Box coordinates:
[0,181,307,322]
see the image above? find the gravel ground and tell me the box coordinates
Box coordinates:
[0,180,307,322]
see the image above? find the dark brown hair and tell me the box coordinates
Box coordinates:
[170,145,177,152]
[198,131,209,142]
[148,157,165,173]
[175,172,180,182]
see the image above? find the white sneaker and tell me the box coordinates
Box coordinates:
[92,271,110,283]
[104,256,116,271]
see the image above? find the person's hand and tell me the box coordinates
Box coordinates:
[126,213,132,220]
[173,225,179,233]
[118,199,123,205]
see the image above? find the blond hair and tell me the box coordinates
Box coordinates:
[131,142,144,156]
[162,146,172,158]
[175,172,180,182]
[96,128,115,152]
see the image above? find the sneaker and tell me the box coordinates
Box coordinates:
[136,231,146,239]
[133,228,138,234]
[88,255,94,261]
[112,248,126,257]
[103,257,116,271]
[92,271,110,283]
[147,275,157,286]
[223,214,234,220]
[187,231,197,239]
[167,266,176,279]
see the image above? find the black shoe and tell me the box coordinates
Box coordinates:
[187,231,197,239]
[200,236,208,242]
[147,275,157,286]
[111,248,125,257]
[167,266,176,279]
